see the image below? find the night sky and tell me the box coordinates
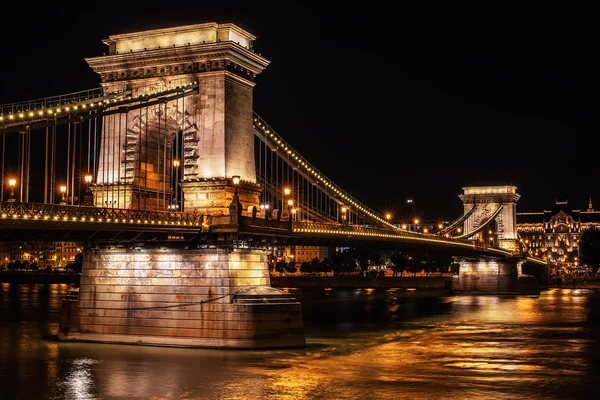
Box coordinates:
[0,2,598,220]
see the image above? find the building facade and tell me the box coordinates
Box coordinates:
[516,199,600,265]
[0,241,81,269]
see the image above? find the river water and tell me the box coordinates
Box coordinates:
[0,283,599,400]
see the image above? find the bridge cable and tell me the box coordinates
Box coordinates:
[66,123,71,204]
[25,128,30,202]
[437,205,477,236]
[144,103,149,210]
[111,111,116,207]
[1,133,4,201]
[118,107,123,208]
[137,106,142,210]
[44,126,48,204]
[453,205,504,240]
[50,119,56,204]
[163,101,168,211]
[87,111,91,174]
[93,114,98,185]
[71,121,77,205]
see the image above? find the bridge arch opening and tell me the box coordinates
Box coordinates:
[93,102,186,211]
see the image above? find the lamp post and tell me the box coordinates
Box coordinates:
[341,206,348,225]
[414,218,420,232]
[83,174,93,206]
[229,175,242,218]
[173,159,180,210]
[59,185,67,205]
[7,178,16,202]
[260,203,270,219]
[232,175,240,196]
[283,186,291,212]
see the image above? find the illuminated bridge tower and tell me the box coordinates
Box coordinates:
[85,22,266,214]
[454,185,538,294]
[58,23,305,349]
[459,185,520,252]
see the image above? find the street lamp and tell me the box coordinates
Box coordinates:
[232,175,240,195]
[341,206,348,224]
[173,159,180,209]
[414,218,419,232]
[229,175,242,217]
[83,174,93,206]
[7,178,16,202]
[59,185,67,205]
[260,203,270,219]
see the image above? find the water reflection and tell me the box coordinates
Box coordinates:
[0,284,598,399]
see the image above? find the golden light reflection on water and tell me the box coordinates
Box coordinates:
[1,285,598,399]
[60,358,99,400]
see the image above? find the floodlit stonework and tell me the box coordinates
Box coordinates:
[58,23,305,350]
[59,247,305,348]
[86,22,270,214]
[456,186,539,294]
[459,185,520,252]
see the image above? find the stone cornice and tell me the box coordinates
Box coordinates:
[86,42,270,75]
[459,193,521,204]
[91,57,262,86]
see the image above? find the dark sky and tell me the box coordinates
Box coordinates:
[0,1,598,220]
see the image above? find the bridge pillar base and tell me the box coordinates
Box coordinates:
[58,247,305,349]
[456,258,539,295]
[181,179,262,216]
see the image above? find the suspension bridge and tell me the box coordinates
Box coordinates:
[0,22,546,349]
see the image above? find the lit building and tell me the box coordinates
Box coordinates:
[0,241,81,269]
[516,199,600,266]
[289,245,334,264]
[0,242,10,268]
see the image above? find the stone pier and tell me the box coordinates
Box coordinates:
[455,258,539,295]
[58,247,305,349]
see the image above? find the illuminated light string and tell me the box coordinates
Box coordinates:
[0,212,200,226]
[253,116,403,230]
[0,82,198,123]
[292,226,517,256]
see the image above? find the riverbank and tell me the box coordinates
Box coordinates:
[2,271,599,292]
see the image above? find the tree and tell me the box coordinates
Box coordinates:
[390,250,409,277]
[299,260,312,274]
[579,227,600,273]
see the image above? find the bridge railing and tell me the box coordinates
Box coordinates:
[0,202,203,226]
[0,88,106,114]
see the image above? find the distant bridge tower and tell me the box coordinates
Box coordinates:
[454,185,540,294]
[86,22,269,214]
[459,185,521,252]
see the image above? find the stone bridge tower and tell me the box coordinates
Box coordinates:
[459,185,521,251]
[85,22,270,215]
